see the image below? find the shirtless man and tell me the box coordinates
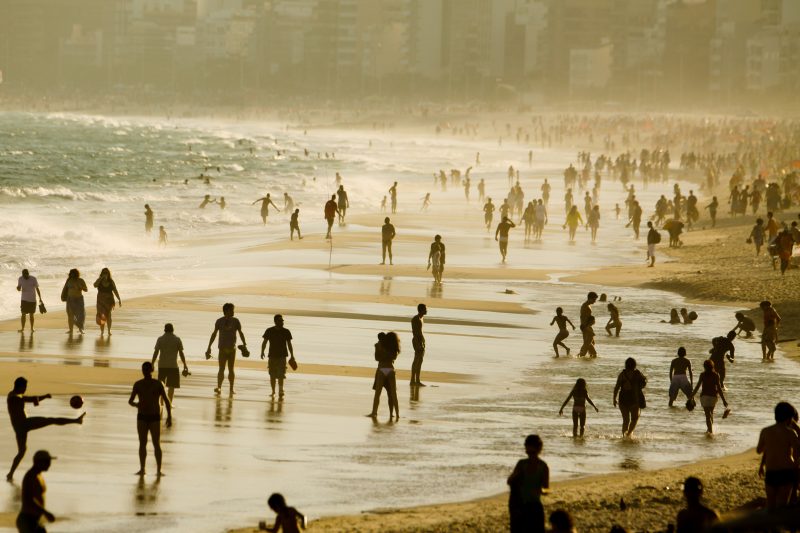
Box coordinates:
[389,182,398,214]
[205,303,247,395]
[381,217,396,265]
[550,307,575,357]
[289,209,302,240]
[668,347,693,407]
[483,198,496,230]
[128,362,171,476]
[324,195,340,239]
[757,402,800,509]
[6,378,84,481]
[760,300,781,361]
[495,217,516,262]
[605,303,621,337]
[427,235,446,284]
[410,304,427,386]
[17,450,57,532]
[252,193,280,224]
[709,331,736,388]
[580,292,598,331]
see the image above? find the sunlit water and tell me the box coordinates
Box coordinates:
[0,112,796,532]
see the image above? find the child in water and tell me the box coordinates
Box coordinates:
[550,307,575,357]
[559,378,599,437]
[605,303,622,337]
[258,493,305,532]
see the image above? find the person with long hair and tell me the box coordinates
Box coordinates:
[691,360,728,434]
[563,205,583,242]
[559,378,599,437]
[94,268,121,336]
[613,357,647,437]
[367,332,400,419]
[62,268,87,335]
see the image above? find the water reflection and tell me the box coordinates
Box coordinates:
[18,334,33,352]
[379,277,392,296]
[134,475,161,511]
[267,399,283,421]
[426,282,443,299]
[94,335,111,354]
[410,386,420,404]
[215,397,233,427]
[64,332,84,351]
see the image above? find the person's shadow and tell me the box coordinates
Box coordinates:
[134,475,161,512]
[94,336,111,355]
[64,332,84,352]
[214,397,233,427]
[18,334,33,353]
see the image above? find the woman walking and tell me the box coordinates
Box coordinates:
[94,268,122,336]
[62,269,87,335]
[563,205,584,242]
[613,357,647,437]
[367,332,400,419]
[691,360,728,434]
[558,379,599,437]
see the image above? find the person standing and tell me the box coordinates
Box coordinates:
[759,300,781,361]
[428,235,446,284]
[381,217,396,265]
[756,402,800,510]
[324,195,339,239]
[62,269,87,335]
[17,269,42,334]
[205,303,247,396]
[626,201,643,239]
[646,221,660,267]
[289,209,302,240]
[507,434,549,533]
[579,292,597,331]
[152,323,188,405]
[613,357,647,437]
[336,185,349,224]
[93,268,121,336]
[252,193,280,225]
[128,362,171,477]
[144,204,154,234]
[260,315,295,399]
[495,217,516,262]
[283,192,295,213]
[389,181,398,214]
[6,377,84,482]
[17,450,57,533]
[675,477,719,532]
[690,360,728,434]
[410,304,427,386]
[367,332,400,419]
[605,303,622,337]
[483,198,496,230]
[477,178,485,202]
[668,347,693,407]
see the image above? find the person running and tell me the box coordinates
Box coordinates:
[605,303,621,337]
[93,268,121,336]
[205,303,247,395]
[62,269,87,335]
[152,323,188,405]
[420,193,431,212]
[16,269,42,334]
[389,181,398,214]
[367,332,400,419]
[734,312,756,338]
[563,206,583,242]
[428,235,445,284]
[675,477,719,532]
[495,217,516,262]
[289,209,302,240]
[6,378,84,481]
[709,331,736,387]
[336,185,349,223]
[749,218,766,255]
[483,198,496,230]
[477,179,485,202]
[669,347,694,407]
[17,450,57,533]
[381,217,396,265]
[144,204,154,234]
[558,379,599,437]
[613,357,647,437]
[550,307,575,357]
[760,300,781,361]
[507,434,549,533]
[258,493,306,533]
[260,314,295,399]
[690,359,728,434]
[756,401,800,510]
[646,221,661,267]
[324,195,339,239]
[252,193,280,224]
[128,362,171,476]
[410,304,427,386]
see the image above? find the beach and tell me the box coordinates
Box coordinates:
[0,111,797,532]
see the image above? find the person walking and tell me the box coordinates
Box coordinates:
[324,195,339,240]
[336,185,349,224]
[668,347,694,407]
[756,402,800,510]
[144,204,154,234]
[613,357,647,437]
[759,301,781,361]
[17,450,57,533]
[558,379,599,437]
[428,235,445,284]
[507,434,549,533]
[62,269,87,335]
[16,269,42,334]
[289,209,302,240]
[93,268,121,336]
[205,303,247,396]
[151,323,189,405]
[410,304,427,386]
[260,315,295,399]
[495,217,516,262]
[381,217,396,265]
[690,360,728,434]
[367,332,400,419]
[128,362,171,477]
[646,221,661,267]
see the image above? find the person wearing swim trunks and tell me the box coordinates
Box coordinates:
[734,312,756,338]
[410,304,427,386]
[550,307,575,357]
[760,300,781,361]
[260,315,294,399]
[559,378,599,437]
[690,360,728,434]
[6,378,84,481]
[483,198,495,230]
[17,450,57,533]
[152,323,188,404]
[324,195,339,239]
[381,217,396,265]
[577,316,597,358]
[605,303,621,337]
[17,269,42,333]
[668,347,694,407]
[428,235,446,284]
[580,292,597,332]
[757,402,800,509]
[289,209,302,240]
[495,216,516,262]
[129,362,171,476]
[205,303,247,396]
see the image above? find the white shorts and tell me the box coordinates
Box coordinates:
[700,395,717,409]
[647,244,656,256]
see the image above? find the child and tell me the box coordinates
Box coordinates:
[614,203,621,219]
[559,378,599,437]
[578,316,597,358]
[507,435,549,533]
[549,307,575,357]
[605,303,621,337]
[380,196,387,212]
[259,493,305,532]
[158,226,167,247]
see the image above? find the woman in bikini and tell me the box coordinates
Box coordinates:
[559,378,599,437]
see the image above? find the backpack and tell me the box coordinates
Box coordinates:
[652,230,662,244]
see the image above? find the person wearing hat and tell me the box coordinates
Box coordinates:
[17,450,56,532]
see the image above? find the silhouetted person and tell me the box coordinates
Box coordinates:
[17,450,57,533]
[613,357,646,437]
[605,303,621,337]
[428,235,445,284]
[128,362,171,476]
[260,314,295,399]
[508,434,549,533]
[289,209,302,240]
[410,304,427,386]
[6,377,84,481]
[484,198,495,230]
[690,359,728,434]
[389,181,398,213]
[668,347,693,407]
[199,194,215,209]
[733,312,755,338]
[675,477,719,532]
[337,185,349,223]
[495,216,516,262]
[205,303,247,395]
[258,493,305,533]
[550,307,575,357]
[368,332,400,419]
[62,268,87,335]
[158,226,167,247]
[16,269,42,333]
[324,195,339,239]
[93,267,121,336]
[757,401,800,510]
[144,204,154,234]
[381,217,396,265]
[252,193,279,224]
[559,378,599,437]
[152,323,188,404]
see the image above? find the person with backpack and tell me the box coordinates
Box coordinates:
[646,221,661,267]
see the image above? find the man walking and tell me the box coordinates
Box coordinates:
[128,362,171,477]
[337,185,349,224]
[410,304,427,386]
[290,208,302,240]
[205,303,247,396]
[260,315,295,399]
[17,269,42,333]
[17,450,57,533]
[381,217,396,265]
[646,221,661,267]
[324,195,340,239]
[152,323,189,404]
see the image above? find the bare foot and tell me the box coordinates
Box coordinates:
[156,471,164,477]
[76,413,86,424]
[135,470,145,476]
[365,413,377,418]
[17,329,23,333]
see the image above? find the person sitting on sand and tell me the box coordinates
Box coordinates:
[669,347,694,407]
[675,476,719,532]
[690,360,728,434]
[507,434,549,533]
[258,493,305,533]
[550,307,575,357]
[605,303,622,337]
[559,378,599,437]
[680,308,697,325]
[733,312,756,338]
[759,301,781,361]
[756,402,800,510]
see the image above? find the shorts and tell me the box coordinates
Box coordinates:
[699,395,717,409]
[647,244,656,256]
[218,346,236,364]
[669,374,692,399]
[765,468,799,487]
[572,406,586,415]
[158,367,180,389]
[137,413,161,423]
[21,300,36,314]
[499,236,509,244]
[16,513,46,533]
[268,357,287,379]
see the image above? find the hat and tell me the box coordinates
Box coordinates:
[33,450,56,463]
